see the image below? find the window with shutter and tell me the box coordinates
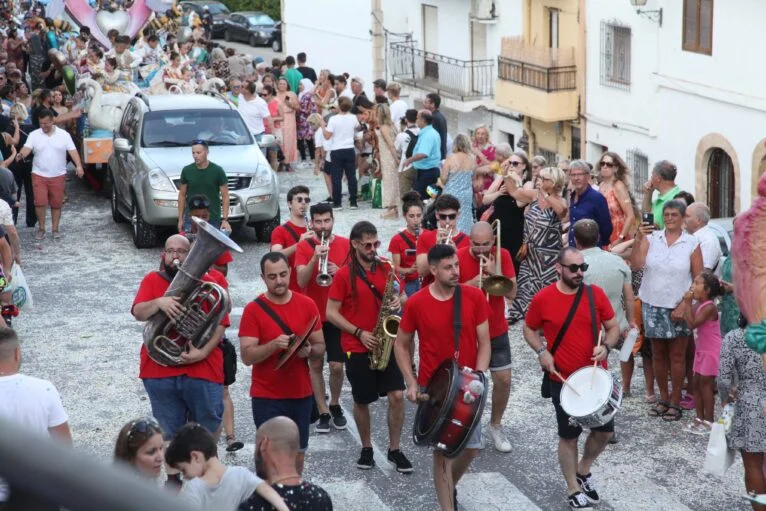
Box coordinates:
[683,0,714,55]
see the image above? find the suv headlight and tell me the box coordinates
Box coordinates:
[148,168,176,192]
[250,164,273,188]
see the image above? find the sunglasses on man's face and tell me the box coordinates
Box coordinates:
[563,263,589,273]
[437,213,457,221]
[358,240,381,250]
[293,197,310,204]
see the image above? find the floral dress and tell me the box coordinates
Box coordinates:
[297,93,317,142]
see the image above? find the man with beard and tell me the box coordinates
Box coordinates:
[415,194,469,287]
[326,221,411,473]
[271,186,315,292]
[394,244,491,510]
[132,234,228,443]
[457,221,517,453]
[523,247,619,511]
[239,416,332,511]
[239,252,325,474]
[295,203,349,433]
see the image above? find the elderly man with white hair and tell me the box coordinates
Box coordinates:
[684,202,722,271]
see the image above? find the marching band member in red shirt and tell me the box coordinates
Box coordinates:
[388,192,423,298]
[395,244,491,511]
[326,221,412,473]
[270,185,315,292]
[239,252,325,475]
[415,194,469,287]
[457,221,517,453]
[295,203,350,433]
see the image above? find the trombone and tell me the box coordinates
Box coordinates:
[316,232,333,287]
[481,219,515,296]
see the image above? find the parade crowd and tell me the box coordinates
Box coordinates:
[0,4,764,511]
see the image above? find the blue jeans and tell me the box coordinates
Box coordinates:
[330,148,357,206]
[143,376,224,439]
[182,215,221,233]
[413,167,440,198]
[404,279,420,297]
[251,396,313,451]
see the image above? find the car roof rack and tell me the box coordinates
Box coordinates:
[135,92,151,110]
[202,90,234,109]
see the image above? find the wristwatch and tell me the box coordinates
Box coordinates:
[222,217,229,221]
[535,345,547,357]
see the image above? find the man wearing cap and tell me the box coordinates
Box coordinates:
[177,140,230,233]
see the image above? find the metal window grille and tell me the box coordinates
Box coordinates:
[536,148,557,166]
[707,148,735,218]
[626,148,649,204]
[600,22,631,90]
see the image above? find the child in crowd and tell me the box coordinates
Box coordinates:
[680,270,724,435]
[166,423,288,511]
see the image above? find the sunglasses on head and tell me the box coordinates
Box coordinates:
[127,417,160,440]
[437,213,457,221]
[189,198,210,209]
[191,139,208,147]
[358,240,381,250]
[599,161,615,168]
[563,263,589,273]
[293,197,310,204]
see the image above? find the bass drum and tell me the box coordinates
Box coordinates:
[413,359,487,458]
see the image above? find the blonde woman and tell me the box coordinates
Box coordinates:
[441,133,477,234]
[508,166,568,323]
[598,151,638,247]
[308,112,332,201]
[375,103,400,218]
[313,69,337,117]
[530,155,547,189]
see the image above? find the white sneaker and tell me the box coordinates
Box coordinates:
[487,425,512,453]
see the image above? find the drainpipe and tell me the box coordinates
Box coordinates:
[577,0,587,158]
[371,0,384,84]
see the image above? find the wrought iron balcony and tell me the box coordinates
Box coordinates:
[388,41,494,101]
[497,37,576,91]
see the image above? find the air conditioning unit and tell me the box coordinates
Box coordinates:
[471,0,498,22]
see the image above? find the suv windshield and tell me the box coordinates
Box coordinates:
[204,3,229,14]
[141,109,252,148]
[248,14,275,25]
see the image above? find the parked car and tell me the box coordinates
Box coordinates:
[108,93,279,248]
[224,11,277,47]
[180,0,230,38]
[269,21,282,52]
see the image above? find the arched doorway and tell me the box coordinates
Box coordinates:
[707,148,735,218]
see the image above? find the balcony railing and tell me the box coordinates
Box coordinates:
[389,42,494,100]
[497,37,576,92]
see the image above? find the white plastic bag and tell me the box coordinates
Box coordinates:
[9,264,33,309]
[703,422,735,476]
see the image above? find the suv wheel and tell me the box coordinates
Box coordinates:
[110,173,127,223]
[254,209,280,242]
[271,38,281,52]
[224,30,232,42]
[131,192,158,248]
[249,35,258,47]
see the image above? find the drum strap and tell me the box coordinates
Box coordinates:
[453,285,463,359]
[253,297,294,336]
[585,285,598,347]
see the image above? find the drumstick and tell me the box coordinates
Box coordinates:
[590,329,604,389]
[552,369,581,397]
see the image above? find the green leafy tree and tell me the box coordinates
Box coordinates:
[220,0,281,20]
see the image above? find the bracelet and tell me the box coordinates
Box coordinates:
[353,328,361,339]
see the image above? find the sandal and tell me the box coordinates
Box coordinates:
[662,405,683,422]
[644,394,658,404]
[225,435,244,452]
[648,401,669,417]
[35,230,45,241]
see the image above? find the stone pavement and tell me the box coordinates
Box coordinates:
[12,166,749,510]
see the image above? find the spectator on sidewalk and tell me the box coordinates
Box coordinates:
[401,110,441,199]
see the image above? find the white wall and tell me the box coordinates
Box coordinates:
[585,0,766,212]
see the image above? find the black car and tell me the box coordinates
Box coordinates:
[179,1,231,38]
[224,11,277,47]
[269,21,282,52]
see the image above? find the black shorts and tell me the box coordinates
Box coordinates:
[489,332,512,371]
[345,353,405,405]
[323,322,344,363]
[321,160,332,175]
[221,338,237,386]
[550,380,614,439]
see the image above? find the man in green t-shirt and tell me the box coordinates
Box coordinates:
[642,159,681,229]
[177,140,230,233]
[283,55,302,93]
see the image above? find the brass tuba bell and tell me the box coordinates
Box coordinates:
[481,219,515,297]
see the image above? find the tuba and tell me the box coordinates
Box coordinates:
[481,219,515,296]
[143,217,243,366]
[369,258,401,371]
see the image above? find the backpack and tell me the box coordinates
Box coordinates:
[404,128,418,159]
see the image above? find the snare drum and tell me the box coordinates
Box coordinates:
[560,367,622,429]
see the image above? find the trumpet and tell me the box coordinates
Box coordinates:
[481,219,515,297]
[439,228,453,245]
[316,232,333,287]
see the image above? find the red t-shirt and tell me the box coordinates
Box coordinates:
[399,284,490,386]
[525,284,615,382]
[457,247,515,338]
[238,292,321,399]
[294,235,350,322]
[271,221,308,292]
[416,230,469,286]
[328,262,400,353]
[214,250,234,267]
[132,271,226,384]
[388,229,418,283]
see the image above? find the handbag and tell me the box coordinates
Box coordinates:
[371,177,383,209]
[541,285,586,398]
[703,422,736,476]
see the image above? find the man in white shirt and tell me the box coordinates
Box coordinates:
[394,109,419,195]
[0,327,72,505]
[387,82,408,130]
[237,82,274,147]
[685,202,722,270]
[16,109,83,241]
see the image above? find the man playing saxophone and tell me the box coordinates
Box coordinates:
[326,221,413,474]
[295,203,350,434]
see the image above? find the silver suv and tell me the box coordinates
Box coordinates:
[108,93,279,248]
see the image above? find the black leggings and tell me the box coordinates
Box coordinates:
[10,161,35,227]
[297,138,316,161]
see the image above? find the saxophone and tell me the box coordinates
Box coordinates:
[369,258,401,371]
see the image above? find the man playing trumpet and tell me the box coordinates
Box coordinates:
[415,194,469,287]
[457,221,517,452]
[295,203,350,433]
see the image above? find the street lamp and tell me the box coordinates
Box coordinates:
[630,0,663,27]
